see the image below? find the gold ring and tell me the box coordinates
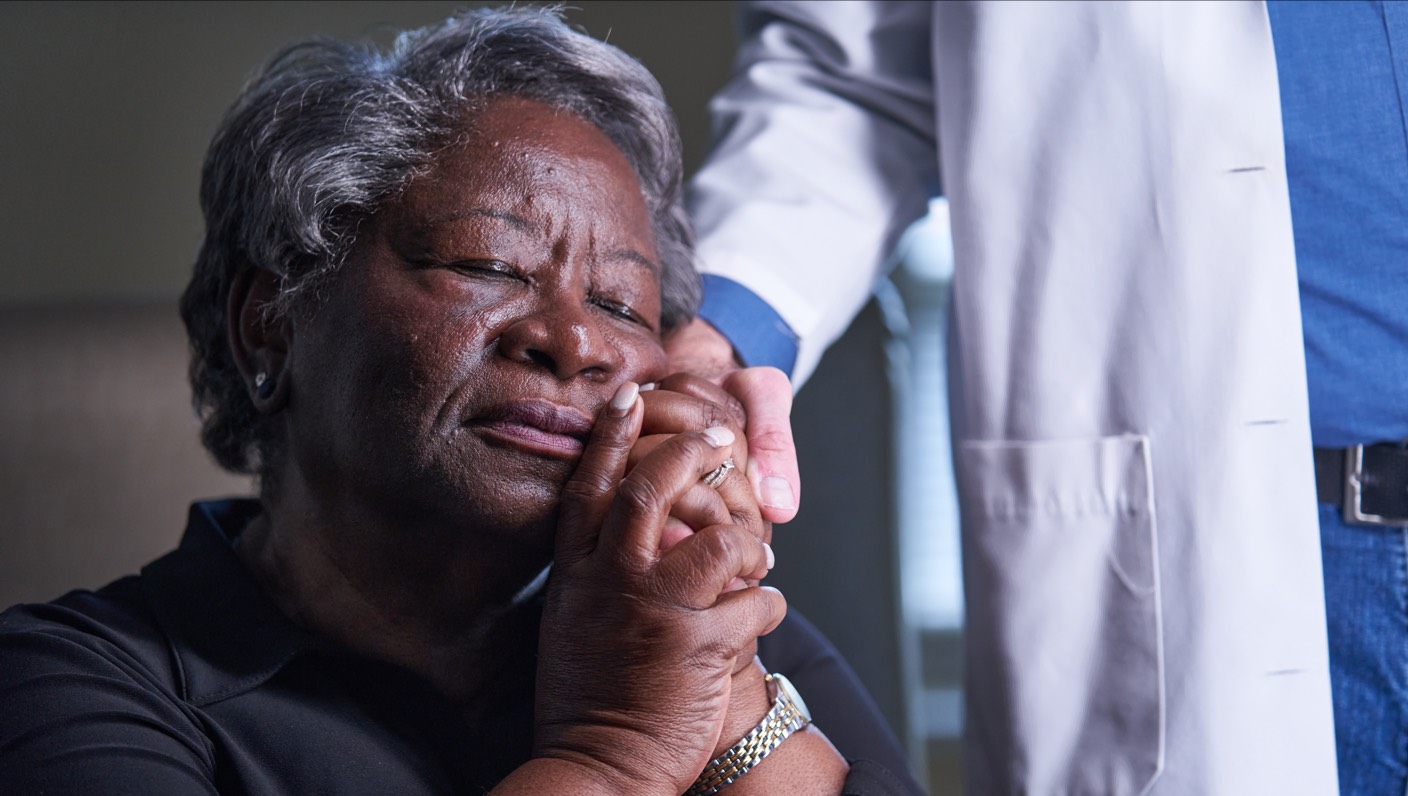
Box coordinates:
[703,458,735,489]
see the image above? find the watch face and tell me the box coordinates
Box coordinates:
[771,673,812,723]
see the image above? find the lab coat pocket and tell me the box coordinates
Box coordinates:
[958,434,1163,796]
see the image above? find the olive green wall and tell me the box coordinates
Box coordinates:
[0,0,733,304]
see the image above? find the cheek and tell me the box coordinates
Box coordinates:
[388,317,503,417]
[372,280,512,380]
[310,309,487,431]
[622,337,669,384]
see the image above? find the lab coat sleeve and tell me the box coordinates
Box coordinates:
[687,0,939,386]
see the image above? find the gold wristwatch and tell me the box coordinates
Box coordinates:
[686,673,813,796]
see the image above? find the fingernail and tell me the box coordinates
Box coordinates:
[759,476,795,511]
[608,382,639,416]
[701,426,734,448]
[763,542,775,571]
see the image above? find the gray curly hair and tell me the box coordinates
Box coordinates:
[180,5,700,476]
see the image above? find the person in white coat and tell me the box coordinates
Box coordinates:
[668,1,1408,793]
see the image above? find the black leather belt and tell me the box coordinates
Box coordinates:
[1314,442,1408,527]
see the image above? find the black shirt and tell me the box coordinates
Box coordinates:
[0,500,921,794]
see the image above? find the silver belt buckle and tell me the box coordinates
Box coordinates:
[1343,445,1408,527]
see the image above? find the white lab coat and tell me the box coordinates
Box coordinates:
[689,2,1338,793]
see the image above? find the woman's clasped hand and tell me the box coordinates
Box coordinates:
[533,377,783,795]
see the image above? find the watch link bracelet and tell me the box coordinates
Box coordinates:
[685,673,813,796]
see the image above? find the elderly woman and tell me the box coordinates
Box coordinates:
[0,7,919,796]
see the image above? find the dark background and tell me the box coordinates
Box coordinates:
[0,0,927,788]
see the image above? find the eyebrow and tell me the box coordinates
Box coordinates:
[609,248,660,276]
[422,207,661,275]
[421,207,532,231]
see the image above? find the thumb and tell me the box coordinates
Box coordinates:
[556,381,642,563]
[722,367,799,523]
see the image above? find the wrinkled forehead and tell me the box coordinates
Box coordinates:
[394,97,659,258]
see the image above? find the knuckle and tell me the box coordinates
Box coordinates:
[745,427,794,455]
[677,376,747,428]
[685,432,721,463]
[721,393,747,427]
[741,588,785,629]
[729,506,760,529]
[696,525,747,567]
[615,472,667,519]
[681,632,737,669]
[752,365,792,393]
[657,372,695,393]
[710,401,744,432]
[657,564,706,607]
[561,476,607,506]
[696,397,742,434]
[727,365,789,399]
[594,432,635,455]
[697,400,728,430]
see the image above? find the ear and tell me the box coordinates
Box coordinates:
[228,267,292,412]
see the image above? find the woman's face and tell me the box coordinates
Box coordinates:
[279,97,669,553]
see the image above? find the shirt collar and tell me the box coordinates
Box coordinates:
[140,499,317,706]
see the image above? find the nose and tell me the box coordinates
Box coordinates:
[496,297,623,382]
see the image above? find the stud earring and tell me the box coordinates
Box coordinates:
[254,371,274,400]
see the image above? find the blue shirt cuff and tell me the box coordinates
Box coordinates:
[697,274,799,377]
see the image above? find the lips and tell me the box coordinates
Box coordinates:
[468,400,594,459]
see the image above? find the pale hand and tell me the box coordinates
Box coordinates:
[664,318,801,523]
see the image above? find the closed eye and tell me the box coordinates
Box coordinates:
[590,294,650,329]
[446,259,526,281]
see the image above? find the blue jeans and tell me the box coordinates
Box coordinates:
[1321,502,1408,795]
